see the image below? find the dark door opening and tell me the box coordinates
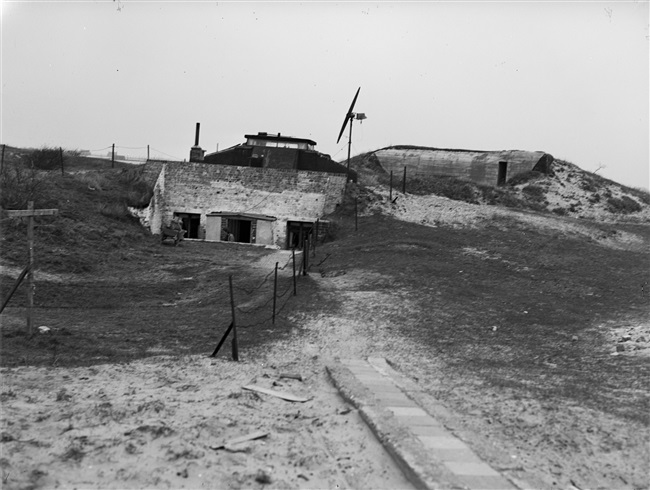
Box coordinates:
[175,213,201,239]
[227,219,252,243]
[287,221,314,250]
[497,161,508,186]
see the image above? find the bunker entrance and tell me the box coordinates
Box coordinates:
[497,161,508,186]
[287,221,314,250]
[174,213,201,239]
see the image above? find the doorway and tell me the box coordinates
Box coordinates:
[227,219,252,243]
[497,161,508,186]
[174,213,201,239]
[287,221,314,250]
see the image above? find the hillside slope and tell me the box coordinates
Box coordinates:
[343,149,650,223]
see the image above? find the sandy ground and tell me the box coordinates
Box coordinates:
[0,317,414,490]
[2,182,648,489]
[4,262,647,490]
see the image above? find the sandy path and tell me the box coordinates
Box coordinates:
[0,267,416,490]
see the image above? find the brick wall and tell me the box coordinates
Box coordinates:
[145,161,347,248]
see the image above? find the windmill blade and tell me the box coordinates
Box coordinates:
[336,87,361,144]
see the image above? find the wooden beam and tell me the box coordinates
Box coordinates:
[5,209,58,217]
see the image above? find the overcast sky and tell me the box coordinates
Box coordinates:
[1,1,648,189]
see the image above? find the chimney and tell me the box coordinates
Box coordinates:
[189,122,205,162]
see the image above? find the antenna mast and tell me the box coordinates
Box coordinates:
[336,87,366,182]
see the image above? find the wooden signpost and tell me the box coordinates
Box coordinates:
[4,201,58,336]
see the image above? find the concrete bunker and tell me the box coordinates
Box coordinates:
[372,146,553,187]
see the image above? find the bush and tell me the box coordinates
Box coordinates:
[522,185,546,201]
[626,187,650,205]
[588,194,602,204]
[97,202,130,220]
[507,171,544,187]
[77,172,110,191]
[119,169,153,207]
[407,175,478,203]
[30,147,62,170]
[606,196,642,214]
[0,159,47,209]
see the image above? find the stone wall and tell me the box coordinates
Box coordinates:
[144,161,347,248]
[373,147,553,186]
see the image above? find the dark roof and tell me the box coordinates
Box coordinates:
[245,132,317,146]
[207,212,277,222]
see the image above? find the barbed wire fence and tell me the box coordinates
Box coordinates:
[212,244,313,360]
[83,144,185,164]
[1,240,318,361]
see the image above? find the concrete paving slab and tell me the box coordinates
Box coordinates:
[418,435,468,450]
[387,406,429,417]
[326,358,525,490]
[409,424,447,436]
[392,415,440,426]
[423,447,484,464]
[373,394,416,407]
[455,474,517,489]
[444,461,501,476]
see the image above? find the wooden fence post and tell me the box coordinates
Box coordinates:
[5,202,58,335]
[111,144,115,168]
[292,248,297,296]
[355,198,358,231]
[27,202,34,336]
[302,239,308,276]
[403,166,407,194]
[59,147,64,176]
[229,275,239,361]
[272,262,278,324]
[389,170,393,201]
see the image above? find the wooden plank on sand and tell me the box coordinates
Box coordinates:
[242,385,311,403]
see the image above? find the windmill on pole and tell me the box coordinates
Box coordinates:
[336,87,366,182]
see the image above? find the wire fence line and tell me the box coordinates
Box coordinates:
[2,239,318,362]
[82,144,184,164]
[2,249,311,314]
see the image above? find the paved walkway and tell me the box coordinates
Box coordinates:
[327,357,522,490]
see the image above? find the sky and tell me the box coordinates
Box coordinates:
[1,1,648,189]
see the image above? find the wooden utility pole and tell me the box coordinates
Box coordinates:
[5,201,58,336]
[147,145,150,161]
[111,144,115,168]
[1,144,5,174]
